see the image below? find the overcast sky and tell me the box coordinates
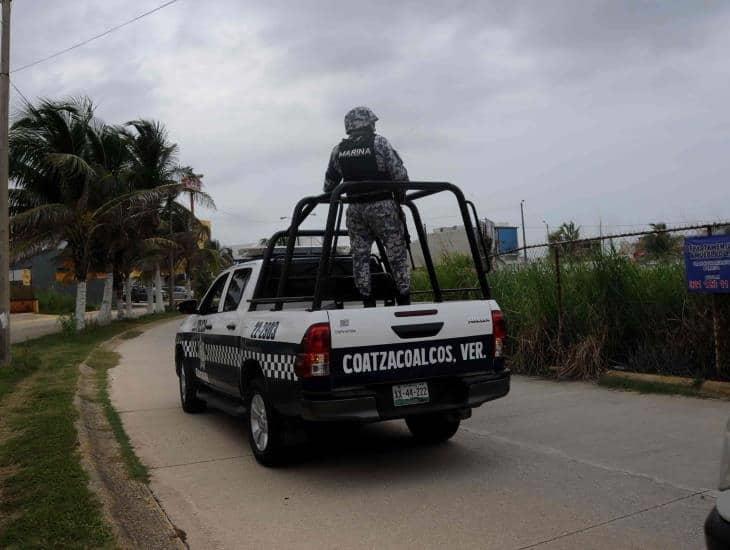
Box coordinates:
[10,1,730,246]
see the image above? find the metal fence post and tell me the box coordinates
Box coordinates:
[554,244,564,343]
[707,225,726,377]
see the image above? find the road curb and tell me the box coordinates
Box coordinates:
[601,370,730,400]
[75,319,187,550]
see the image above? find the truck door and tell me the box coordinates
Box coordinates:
[210,268,252,394]
[195,272,229,389]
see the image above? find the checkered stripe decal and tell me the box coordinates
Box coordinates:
[244,350,297,381]
[176,335,297,382]
[205,344,244,368]
[176,336,198,358]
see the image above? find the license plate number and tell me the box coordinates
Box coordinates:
[392,382,429,407]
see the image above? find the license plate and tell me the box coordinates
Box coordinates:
[392,382,429,407]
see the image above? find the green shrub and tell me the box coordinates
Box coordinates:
[36,289,99,314]
[36,289,76,314]
[412,252,718,380]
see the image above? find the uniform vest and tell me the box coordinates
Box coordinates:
[337,133,389,183]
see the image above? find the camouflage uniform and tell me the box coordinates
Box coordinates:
[323,106,410,300]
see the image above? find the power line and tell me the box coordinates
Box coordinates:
[11,0,182,74]
[9,79,29,105]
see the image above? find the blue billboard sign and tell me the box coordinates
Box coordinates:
[684,235,730,293]
[495,226,519,255]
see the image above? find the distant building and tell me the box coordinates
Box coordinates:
[411,220,520,267]
[10,248,107,308]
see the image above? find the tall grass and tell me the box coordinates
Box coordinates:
[412,252,721,380]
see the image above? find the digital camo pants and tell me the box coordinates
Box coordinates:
[346,199,410,297]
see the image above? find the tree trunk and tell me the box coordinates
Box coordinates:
[75,281,87,331]
[185,279,192,300]
[146,283,154,314]
[117,277,127,320]
[125,278,133,318]
[155,264,164,313]
[168,253,175,310]
[98,273,113,326]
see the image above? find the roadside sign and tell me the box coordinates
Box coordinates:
[684,235,730,293]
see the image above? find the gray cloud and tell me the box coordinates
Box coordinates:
[10,0,730,245]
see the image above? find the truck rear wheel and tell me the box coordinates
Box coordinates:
[405,412,460,444]
[246,378,285,466]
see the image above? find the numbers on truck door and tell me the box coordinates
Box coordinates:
[250,321,279,340]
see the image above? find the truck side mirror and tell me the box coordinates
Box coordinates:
[178,299,198,314]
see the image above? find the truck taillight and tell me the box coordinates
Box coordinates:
[295,323,331,378]
[491,309,506,358]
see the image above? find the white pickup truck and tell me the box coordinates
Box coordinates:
[175,181,510,465]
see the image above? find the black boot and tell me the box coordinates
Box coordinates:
[362,295,376,308]
[396,292,411,306]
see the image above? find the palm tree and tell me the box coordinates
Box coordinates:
[124,121,214,309]
[85,123,131,324]
[10,99,186,330]
[548,221,600,260]
[636,222,682,260]
[190,239,233,298]
[124,119,179,312]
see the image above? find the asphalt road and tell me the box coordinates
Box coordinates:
[110,320,725,549]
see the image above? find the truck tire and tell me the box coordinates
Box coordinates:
[246,378,285,466]
[179,362,206,413]
[405,412,460,444]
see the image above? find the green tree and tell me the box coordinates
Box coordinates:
[190,239,234,298]
[9,99,183,329]
[548,221,599,260]
[123,120,213,310]
[637,223,682,261]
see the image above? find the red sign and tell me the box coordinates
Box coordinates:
[181,175,202,191]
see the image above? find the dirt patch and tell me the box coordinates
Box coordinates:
[76,341,186,549]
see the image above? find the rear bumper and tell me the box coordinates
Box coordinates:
[300,370,510,422]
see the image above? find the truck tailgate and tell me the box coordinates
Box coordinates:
[326,301,499,387]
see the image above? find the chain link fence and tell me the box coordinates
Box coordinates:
[481,222,730,381]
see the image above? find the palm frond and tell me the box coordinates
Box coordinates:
[46,152,97,181]
[10,203,74,239]
[10,235,63,264]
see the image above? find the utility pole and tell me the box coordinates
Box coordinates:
[519,200,527,262]
[168,195,175,310]
[0,0,12,367]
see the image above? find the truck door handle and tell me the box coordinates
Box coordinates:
[205,323,213,330]
[226,323,237,330]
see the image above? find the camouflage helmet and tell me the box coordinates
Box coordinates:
[344,106,378,133]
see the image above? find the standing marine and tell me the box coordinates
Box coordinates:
[323,106,411,307]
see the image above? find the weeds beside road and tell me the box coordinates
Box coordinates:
[413,252,728,381]
[0,313,178,548]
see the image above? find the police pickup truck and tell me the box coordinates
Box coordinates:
[174,181,510,465]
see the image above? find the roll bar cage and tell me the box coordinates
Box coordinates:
[249,181,492,311]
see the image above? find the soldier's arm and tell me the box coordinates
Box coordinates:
[323,144,342,193]
[374,135,409,182]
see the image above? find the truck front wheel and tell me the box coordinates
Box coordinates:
[246,378,285,466]
[405,412,460,444]
[179,362,206,413]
